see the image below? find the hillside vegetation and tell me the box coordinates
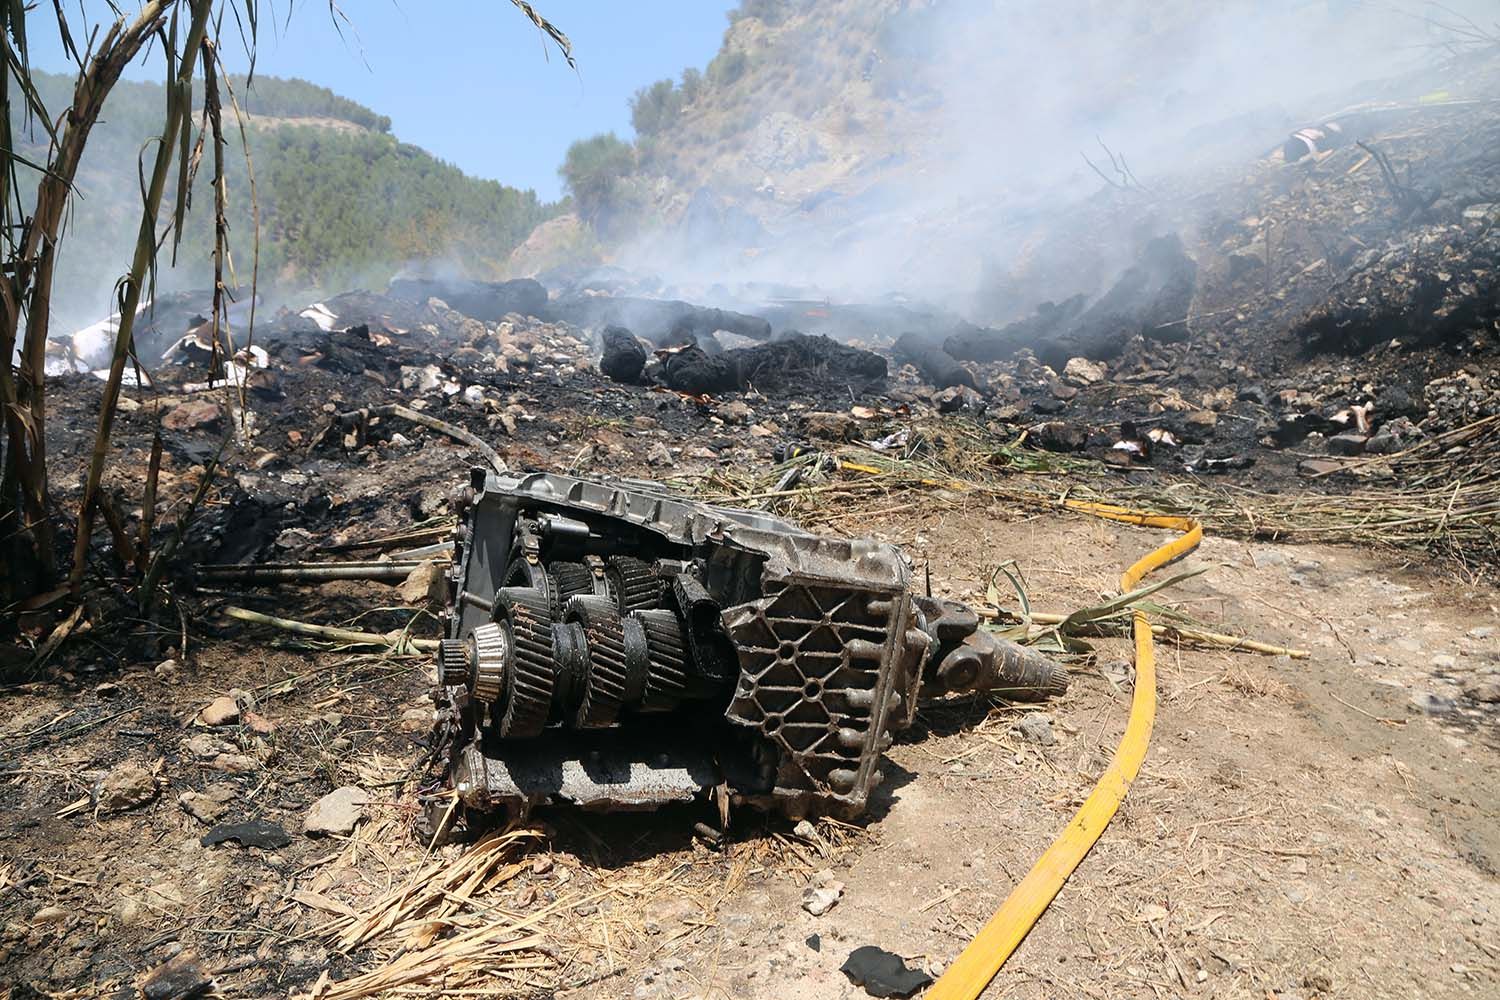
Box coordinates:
[15,71,558,327]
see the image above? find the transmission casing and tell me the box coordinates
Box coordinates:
[435,470,1064,819]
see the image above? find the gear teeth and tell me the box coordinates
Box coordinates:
[495,587,555,739]
[468,623,508,705]
[607,556,661,613]
[550,561,597,603]
[567,596,629,729]
[437,638,469,686]
[634,608,689,712]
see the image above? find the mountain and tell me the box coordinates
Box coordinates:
[14,71,561,329]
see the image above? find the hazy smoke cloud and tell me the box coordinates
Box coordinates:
[621,0,1493,322]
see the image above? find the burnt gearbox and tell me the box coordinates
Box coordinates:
[434,470,1066,819]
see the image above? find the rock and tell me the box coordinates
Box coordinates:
[1029,421,1088,452]
[179,783,239,824]
[934,385,986,413]
[1063,357,1107,386]
[840,945,933,998]
[1298,459,1344,477]
[802,882,843,916]
[398,561,447,606]
[182,734,230,758]
[1326,432,1368,456]
[1014,712,1057,746]
[1186,409,1218,428]
[1303,971,1334,993]
[1463,677,1500,703]
[1468,626,1494,639]
[1375,385,1415,415]
[802,411,858,441]
[201,820,291,850]
[400,364,443,393]
[1432,654,1457,670]
[209,753,259,774]
[198,696,240,727]
[243,712,276,735]
[793,819,819,843]
[1410,691,1456,715]
[304,786,371,836]
[644,441,674,467]
[155,658,180,680]
[718,400,753,425]
[1048,379,1078,401]
[140,952,214,1000]
[95,762,157,814]
[32,905,67,926]
[161,399,223,433]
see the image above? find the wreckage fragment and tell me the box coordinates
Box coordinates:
[434,471,1066,820]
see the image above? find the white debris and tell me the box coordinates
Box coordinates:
[299,302,339,331]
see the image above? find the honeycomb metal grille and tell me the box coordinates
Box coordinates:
[725,580,909,808]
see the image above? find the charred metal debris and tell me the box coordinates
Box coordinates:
[430,470,1066,821]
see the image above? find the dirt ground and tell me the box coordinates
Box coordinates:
[3,485,1496,999]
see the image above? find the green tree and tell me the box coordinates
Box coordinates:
[559,132,636,229]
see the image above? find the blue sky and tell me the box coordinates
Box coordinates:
[31,2,738,201]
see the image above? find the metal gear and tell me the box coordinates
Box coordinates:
[505,555,560,616]
[437,638,470,686]
[494,587,556,739]
[606,556,661,613]
[566,596,630,728]
[550,561,598,603]
[467,622,509,705]
[633,608,689,711]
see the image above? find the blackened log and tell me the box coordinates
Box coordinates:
[599,326,648,383]
[893,332,975,389]
[552,294,772,344]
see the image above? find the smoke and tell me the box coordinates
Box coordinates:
[615,0,1495,322]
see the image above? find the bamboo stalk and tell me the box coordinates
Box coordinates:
[70,0,216,587]
[221,605,439,653]
[980,608,1308,657]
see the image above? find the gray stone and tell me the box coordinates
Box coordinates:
[1410,691,1457,715]
[1063,357,1106,386]
[1326,432,1368,456]
[178,783,239,824]
[646,442,674,467]
[209,753,259,774]
[1462,677,1500,703]
[304,786,371,836]
[718,400,753,425]
[1014,712,1057,746]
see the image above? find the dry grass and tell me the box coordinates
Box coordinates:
[698,413,1500,573]
[291,811,867,998]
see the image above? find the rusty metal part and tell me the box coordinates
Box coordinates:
[435,470,1067,819]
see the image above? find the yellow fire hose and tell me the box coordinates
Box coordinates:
[926,501,1203,999]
